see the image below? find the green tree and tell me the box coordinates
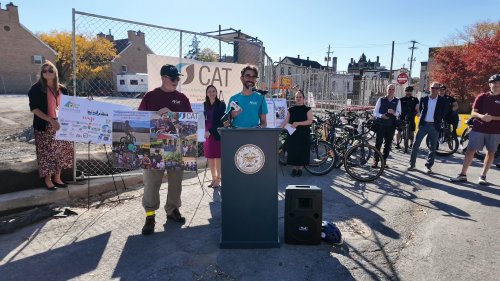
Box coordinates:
[198,48,219,62]
[39,31,117,84]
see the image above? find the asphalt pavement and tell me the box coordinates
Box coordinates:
[0,147,498,280]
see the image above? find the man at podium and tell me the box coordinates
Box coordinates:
[225,65,268,128]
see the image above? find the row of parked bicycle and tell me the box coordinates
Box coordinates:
[278,109,500,182]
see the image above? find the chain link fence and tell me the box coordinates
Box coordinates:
[72,10,273,178]
[71,10,390,179]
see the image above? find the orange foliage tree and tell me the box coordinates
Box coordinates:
[39,31,117,85]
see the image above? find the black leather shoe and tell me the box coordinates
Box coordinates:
[46,185,57,191]
[297,170,303,176]
[54,182,68,188]
[142,215,155,235]
[167,209,186,224]
[291,169,297,177]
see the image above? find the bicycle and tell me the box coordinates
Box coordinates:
[278,119,337,176]
[460,118,500,159]
[396,115,414,154]
[426,120,459,156]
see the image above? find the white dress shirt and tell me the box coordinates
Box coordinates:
[373,97,402,118]
[424,95,438,122]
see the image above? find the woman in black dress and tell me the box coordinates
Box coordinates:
[281,90,313,176]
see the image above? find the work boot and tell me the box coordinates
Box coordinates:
[142,215,155,235]
[167,208,186,224]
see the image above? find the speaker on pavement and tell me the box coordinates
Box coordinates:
[284,185,322,245]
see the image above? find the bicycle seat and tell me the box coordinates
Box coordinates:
[343,125,356,131]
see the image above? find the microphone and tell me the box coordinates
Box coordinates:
[220,101,240,122]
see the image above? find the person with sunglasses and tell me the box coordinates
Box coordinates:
[138,64,193,235]
[225,65,268,128]
[396,85,419,149]
[28,60,73,191]
[451,74,500,185]
[407,82,449,174]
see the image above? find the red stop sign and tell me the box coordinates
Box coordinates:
[397,73,409,84]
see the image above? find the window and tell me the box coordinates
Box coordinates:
[119,80,125,85]
[130,80,138,85]
[4,25,10,31]
[121,65,127,73]
[288,67,292,75]
[280,67,284,75]
[33,55,43,65]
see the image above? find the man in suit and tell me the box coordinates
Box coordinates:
[407,82,449,173]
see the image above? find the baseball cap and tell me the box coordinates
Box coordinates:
[488,74,500,83]
[404,86,414,92]
[160,64,182,78]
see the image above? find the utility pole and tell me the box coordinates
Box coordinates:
[389,41,395,82]
[325,44,334,71]
[408,40,418,80]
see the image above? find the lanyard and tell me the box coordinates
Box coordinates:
[48,87,59,107]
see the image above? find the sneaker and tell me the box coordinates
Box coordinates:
[291,169,297,177]
[450,174,467,182]
[478,176,487,185]
[141,215,155,235]
[167,208,186,224]
[407,165,415,171]
[297,170,303,177]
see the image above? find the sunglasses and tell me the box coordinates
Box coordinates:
[163,76,180,82]
[431,87,440,89]
[42,69,54,74]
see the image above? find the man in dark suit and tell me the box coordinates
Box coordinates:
[407,82,449,173]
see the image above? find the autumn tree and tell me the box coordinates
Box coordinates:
[430,21,500,109]
[39,31,117,85]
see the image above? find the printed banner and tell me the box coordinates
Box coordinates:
[266,98,287,128]
[147,55,248,103]
[56,96,131,144]
[111,111,199,171]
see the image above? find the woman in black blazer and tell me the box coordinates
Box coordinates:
[203,85,226,188]
[28,61,73,190]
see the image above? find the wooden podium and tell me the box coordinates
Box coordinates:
[219,128,281,248]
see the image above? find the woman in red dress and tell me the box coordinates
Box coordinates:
[203,85,226,188]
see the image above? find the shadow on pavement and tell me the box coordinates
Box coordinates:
[0,232,110,281]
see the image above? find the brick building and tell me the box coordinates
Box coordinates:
[0,2,56,94]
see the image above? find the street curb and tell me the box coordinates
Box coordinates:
[0,175,143,213]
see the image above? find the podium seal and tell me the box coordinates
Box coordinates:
[234,144,265,174]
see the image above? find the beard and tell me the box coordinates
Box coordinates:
[244,81,255,90]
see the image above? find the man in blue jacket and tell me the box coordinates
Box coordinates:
[407,82,449,174]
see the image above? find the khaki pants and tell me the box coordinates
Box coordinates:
[142,168,183,215]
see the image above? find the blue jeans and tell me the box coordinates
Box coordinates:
[409,122,438,167]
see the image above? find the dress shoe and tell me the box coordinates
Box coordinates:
[54,182,68,188]
[297,170,303,176]
[45,185,57,191]
[291,169,297,177]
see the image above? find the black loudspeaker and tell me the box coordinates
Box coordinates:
[284,185,322,245]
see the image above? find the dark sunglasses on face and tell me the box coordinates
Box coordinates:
[42,69,54,74]
[163,76,180,82]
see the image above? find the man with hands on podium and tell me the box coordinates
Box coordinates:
[225,65,268,128]
[138,64,193,235]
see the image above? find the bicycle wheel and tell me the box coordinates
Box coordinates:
[426,132,459,156]
[278,131,288,165]
[344,144,384,182]
[305,140,337,176]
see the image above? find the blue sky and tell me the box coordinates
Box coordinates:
[8,0,500,77]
